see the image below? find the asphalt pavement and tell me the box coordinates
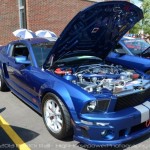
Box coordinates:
[0,91,150,150]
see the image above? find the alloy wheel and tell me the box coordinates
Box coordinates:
[44,99,63,133]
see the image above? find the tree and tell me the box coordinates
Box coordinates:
[130,0,150,34]
[141,0,150,34]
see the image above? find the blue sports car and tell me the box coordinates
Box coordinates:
[0,1,150,145]
[107,37,150,73]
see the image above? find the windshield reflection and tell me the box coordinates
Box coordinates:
[123,39,150,55]
[32,42,55,67]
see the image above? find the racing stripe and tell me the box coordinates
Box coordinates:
[143,101,150,109]
[134,105,149,123]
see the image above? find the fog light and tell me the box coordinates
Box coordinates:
[100,129,115,140]
[101,130,108,136]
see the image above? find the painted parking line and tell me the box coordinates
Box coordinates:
[0,115,31,150]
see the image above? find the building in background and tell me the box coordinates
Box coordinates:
[0,0,93,45]
[0,0,130,45]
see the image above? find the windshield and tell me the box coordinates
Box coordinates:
[123,39,150,55]
[32,42,55,67]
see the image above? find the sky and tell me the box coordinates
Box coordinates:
[131,0,142,7]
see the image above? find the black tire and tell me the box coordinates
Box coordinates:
[0,70,9,91]
[42,93,73,140]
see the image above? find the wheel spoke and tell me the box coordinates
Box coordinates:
[45,103,53,115]
[57,117,63,124]
[47,107,53,115]
[55,105,59,113]
[54,122,57,130]
[46,117,52,127]
[51,101,56,112]
[55,105,60,114]
[44,99,63,133]
[45,110,49,118]
[56,122,61,130]
[48,102,52,109]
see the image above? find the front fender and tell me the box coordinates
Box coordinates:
[39,80,94,122]
[40,81,75,109]
[106,52,150,72]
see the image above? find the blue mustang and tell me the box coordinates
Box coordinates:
[0,1,150,145]
[107,37,150,73]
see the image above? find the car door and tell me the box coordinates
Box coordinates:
[5,42,39,105]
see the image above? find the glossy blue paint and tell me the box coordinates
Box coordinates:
[0,1,150,146]
[106,52,150,72]
[106,38,150,72]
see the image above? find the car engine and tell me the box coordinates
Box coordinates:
[54,63,149,95]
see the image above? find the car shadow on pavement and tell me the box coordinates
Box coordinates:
[77,133,150,150]
[0,107,6,113]
[0,125,39,150]
[12,125,40,143]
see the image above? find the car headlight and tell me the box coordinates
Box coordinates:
[87,101,97,112]
[82,99,110,113]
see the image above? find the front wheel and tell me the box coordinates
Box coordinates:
[42,93,73,140]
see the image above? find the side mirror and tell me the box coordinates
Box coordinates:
[15,56,31,65]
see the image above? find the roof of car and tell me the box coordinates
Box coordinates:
[12,37,56,45]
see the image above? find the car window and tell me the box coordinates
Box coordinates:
[32,42,54,67]
[10,44,31,61]
[123,39,150,55]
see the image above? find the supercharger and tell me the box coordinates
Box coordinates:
[60,64,150,95]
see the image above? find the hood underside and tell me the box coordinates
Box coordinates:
[44,1,143,67]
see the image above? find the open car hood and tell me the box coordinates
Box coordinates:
[44,1,143,68]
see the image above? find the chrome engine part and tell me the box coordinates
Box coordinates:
[74,64,136,94]
[55,64,150,95]
[73,64,148,94]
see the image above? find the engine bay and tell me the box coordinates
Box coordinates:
[52,56,150,95]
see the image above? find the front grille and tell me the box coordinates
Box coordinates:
[115,88,150,111]
[130,122,147,134]
[97,100,110,112]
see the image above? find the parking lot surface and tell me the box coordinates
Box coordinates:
[0,91,150,150]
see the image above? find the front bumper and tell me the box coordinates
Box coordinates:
[73,105,150,145]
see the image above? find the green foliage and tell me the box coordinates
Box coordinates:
[130,0,150,34]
